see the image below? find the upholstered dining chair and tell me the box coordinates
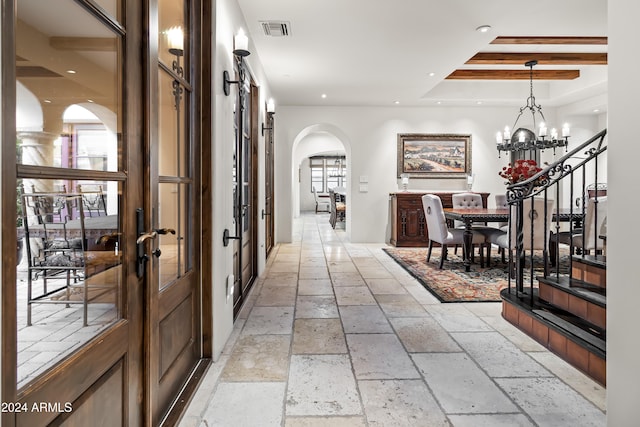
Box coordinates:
[494,193,509,229]
[487,197,554,267]
[328,188,346,229]
[451,192,500,259]
[313,186,330,213]
[421,194,485,269]
[550,196,607,265]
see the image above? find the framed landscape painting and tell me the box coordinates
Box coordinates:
[397,133,471,178]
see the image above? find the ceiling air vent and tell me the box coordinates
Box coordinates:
[260,21,290,37]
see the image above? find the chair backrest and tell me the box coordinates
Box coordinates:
[452,192,483,209]
[312,186,320,203]
[508,197,554,251]
[77,184,107,216]
[495,194,508,208]
[21,193,87,265]
[328,188,337,215]
[581,196,607,251]
[421,194,449,245]
[451,192,483,228]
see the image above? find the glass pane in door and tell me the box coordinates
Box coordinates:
[15,0,124,390]
[158,182,191,289]
[16,178,122,388]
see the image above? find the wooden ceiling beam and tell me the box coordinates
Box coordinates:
[446,69,580,80]
[491,36,607,45]
[466,52,607,65]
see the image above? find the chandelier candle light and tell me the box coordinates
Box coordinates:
[496,60,570,157]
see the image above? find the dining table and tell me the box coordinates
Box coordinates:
[444,207,583,272]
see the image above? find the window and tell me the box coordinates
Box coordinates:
[310,156,346,193]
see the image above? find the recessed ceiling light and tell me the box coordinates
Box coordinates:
[87,99,94,103]
[394,101,400,105]
[43,99,51,103]
[66,69,77,74]
[476,25,492,33]
[477,101,483,105]
[436,101,442,105]
[593,108,600,113]
[428,72,435,77]
[321,93,327,99]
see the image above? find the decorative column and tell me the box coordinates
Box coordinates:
[17,130,58,193]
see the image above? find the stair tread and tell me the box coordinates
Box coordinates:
[537,276,606,307]
[572,254,606,269]
[533,309,606,353]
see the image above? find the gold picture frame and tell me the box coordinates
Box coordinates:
[397,133,472,179]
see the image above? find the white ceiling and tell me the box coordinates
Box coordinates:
[237,0,608,113]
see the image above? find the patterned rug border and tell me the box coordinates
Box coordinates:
[383,247,505,303]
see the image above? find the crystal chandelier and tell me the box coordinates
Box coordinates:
[496,60,570,157]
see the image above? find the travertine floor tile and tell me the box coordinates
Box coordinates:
[411,353,518,414]
[334,286,377,306]
[338,305,392,334]
[452,331,551,378]
[364,277,407,295]
[496,377,606,426]
[424,304,493,332]
[292,318,346,354]
[286,354,362,416]
[330,272,366,287]
[358,379,449,426]
[297,278,333,295]
[203,382,286,426]
[347,334,420,380]
[243,306,294,335]
[375,294,428,317]
[285,416,366,427]
[295,295,339,318]
[221,335,290,381]
[255,286,297,306]
[448,414,535,427]
[390,316,461,352]
[528,352,606,411]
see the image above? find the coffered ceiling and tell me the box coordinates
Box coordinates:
[236,0,608,114]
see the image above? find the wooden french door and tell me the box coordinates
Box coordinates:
[3,0,206,425]
[4,0,144,425]
[264,106,275,258]
[143,0,204,423]
[231,66,258,317]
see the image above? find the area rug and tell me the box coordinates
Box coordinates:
[383,247,557,303]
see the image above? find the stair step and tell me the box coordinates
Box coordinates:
[571,255,606,288]
[538,276,606,307]
[572,254,606,268]
[532,309,606,353]
[501,288,606,386]
[537,277,606,330]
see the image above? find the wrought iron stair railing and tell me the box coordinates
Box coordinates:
[504,128,607,304]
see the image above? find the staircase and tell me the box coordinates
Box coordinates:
[499,129,607,387]
[501,254,606,386]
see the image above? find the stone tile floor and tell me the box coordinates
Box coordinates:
[180,213,606,426]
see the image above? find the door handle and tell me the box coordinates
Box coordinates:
[136,208,177,277]
[223,228,240,247]
[136,231,157,245]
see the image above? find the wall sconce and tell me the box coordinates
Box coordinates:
[261,98,276,135]
[166,26,184,77]
[223,29,251,96]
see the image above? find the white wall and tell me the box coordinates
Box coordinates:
[210,0,274,359]
[607,0,640,424]
[274,105,602,243]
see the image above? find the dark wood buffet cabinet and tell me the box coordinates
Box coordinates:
[389,191,490,247]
